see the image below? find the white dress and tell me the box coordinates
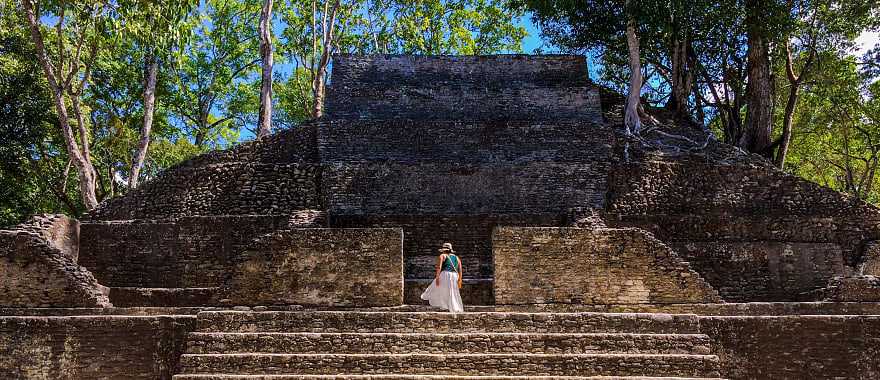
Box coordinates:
[421,267,464,313]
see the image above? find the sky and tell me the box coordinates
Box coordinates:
[519,16,546,54]
[856,31,880,56]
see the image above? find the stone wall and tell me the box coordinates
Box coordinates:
[0,315,194,380]
[323,161,609,216]
[0,216,110,308]
[331,214,563,280]
[89,163,321,220]
[79,216,291,289]
[325,55,602,123]
[493,227,720,305]
[220,228,404,307]
[821,276,880,302]
[606,158,880,301]
[702,315,880,379]
[319,121,614,216]
[10,214,80,261]
[89,126,321,220]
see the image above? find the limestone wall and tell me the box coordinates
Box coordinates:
[318,120,612,163]
[0,315,194,380]
[331,214,563,280]
[606,158,880,301]
[493,227,720,304]
[79,216,291,288]
[325,55,602,123]
[80,218,404,307]
[702,315,880,379]
[0,216,110,308]
[220,228,404,307]
[88,126,321,220]
[319,121,614,216]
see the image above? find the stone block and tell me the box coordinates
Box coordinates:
[220,228,404,307]
[79,216,290,289]
[493,227,720,305]
[0,218,109,308]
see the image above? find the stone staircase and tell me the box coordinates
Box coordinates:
[173,311,725,379]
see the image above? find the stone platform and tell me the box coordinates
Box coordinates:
[3,304,880,379]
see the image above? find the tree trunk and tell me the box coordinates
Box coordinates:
[775,82,799,169]
[668,35,692,116]
[22,0,99,209]
[130,54,159,189]
[624,15,643,135]
[775,41,815,169]
[739,2,774,157]
[311,0,340,118]
[257,0,274,138]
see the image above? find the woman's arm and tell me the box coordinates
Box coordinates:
[457,258,463,289]
[435,254,444,286]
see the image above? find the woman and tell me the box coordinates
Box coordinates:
[420,242,464,312]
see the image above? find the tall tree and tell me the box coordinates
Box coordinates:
[785,53,880,201]
[624,0,643,134]
[257,0,274,138]
[774,0,877,168]
[1,2,78,225]
[738,0,779,157]
[168,0,261,148]
[117,0,194,188]
[516,0,661,132]
[21,0,109,209]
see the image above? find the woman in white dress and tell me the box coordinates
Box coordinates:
[420,242,464,312]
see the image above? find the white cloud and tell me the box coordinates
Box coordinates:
[854,31,879,56]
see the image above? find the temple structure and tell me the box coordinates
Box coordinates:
[2,55,880,379]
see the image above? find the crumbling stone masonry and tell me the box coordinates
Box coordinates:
[220,228,404,307]
[493,227,721,304]
[0,215,109,308]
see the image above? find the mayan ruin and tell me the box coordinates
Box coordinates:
[0,52,878,379]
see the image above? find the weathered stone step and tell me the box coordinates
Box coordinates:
[186,332,712,355]
[109,287,219,307]
[178,353,721,377]
[196,311,701,334]
[173,375,727,380]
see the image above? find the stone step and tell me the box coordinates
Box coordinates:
[178,353,721,377]
[196,311,701,334]
[186,332,712,355]
[404,278,494,305]
[109,287,219,307]
[173,375,727,380]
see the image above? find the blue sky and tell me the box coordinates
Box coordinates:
[519,16,545,53]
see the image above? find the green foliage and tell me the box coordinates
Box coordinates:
[384,0,526,54]
[166,0,260,148]
[273,0,526,121]
[784,53,880,201]
[0,3,79,226]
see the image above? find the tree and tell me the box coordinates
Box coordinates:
[116,1,194,188]
[168,0,261,148]
[278,0,341,119]
[786,54,880,201]
[774,0,877,168]
[516,0,660,132]
[20,0,113,209]
[624,0,643,134]
[0,4,78,225]
[257,0,274,138]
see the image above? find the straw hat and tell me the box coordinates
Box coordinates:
[440,242,455,253]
